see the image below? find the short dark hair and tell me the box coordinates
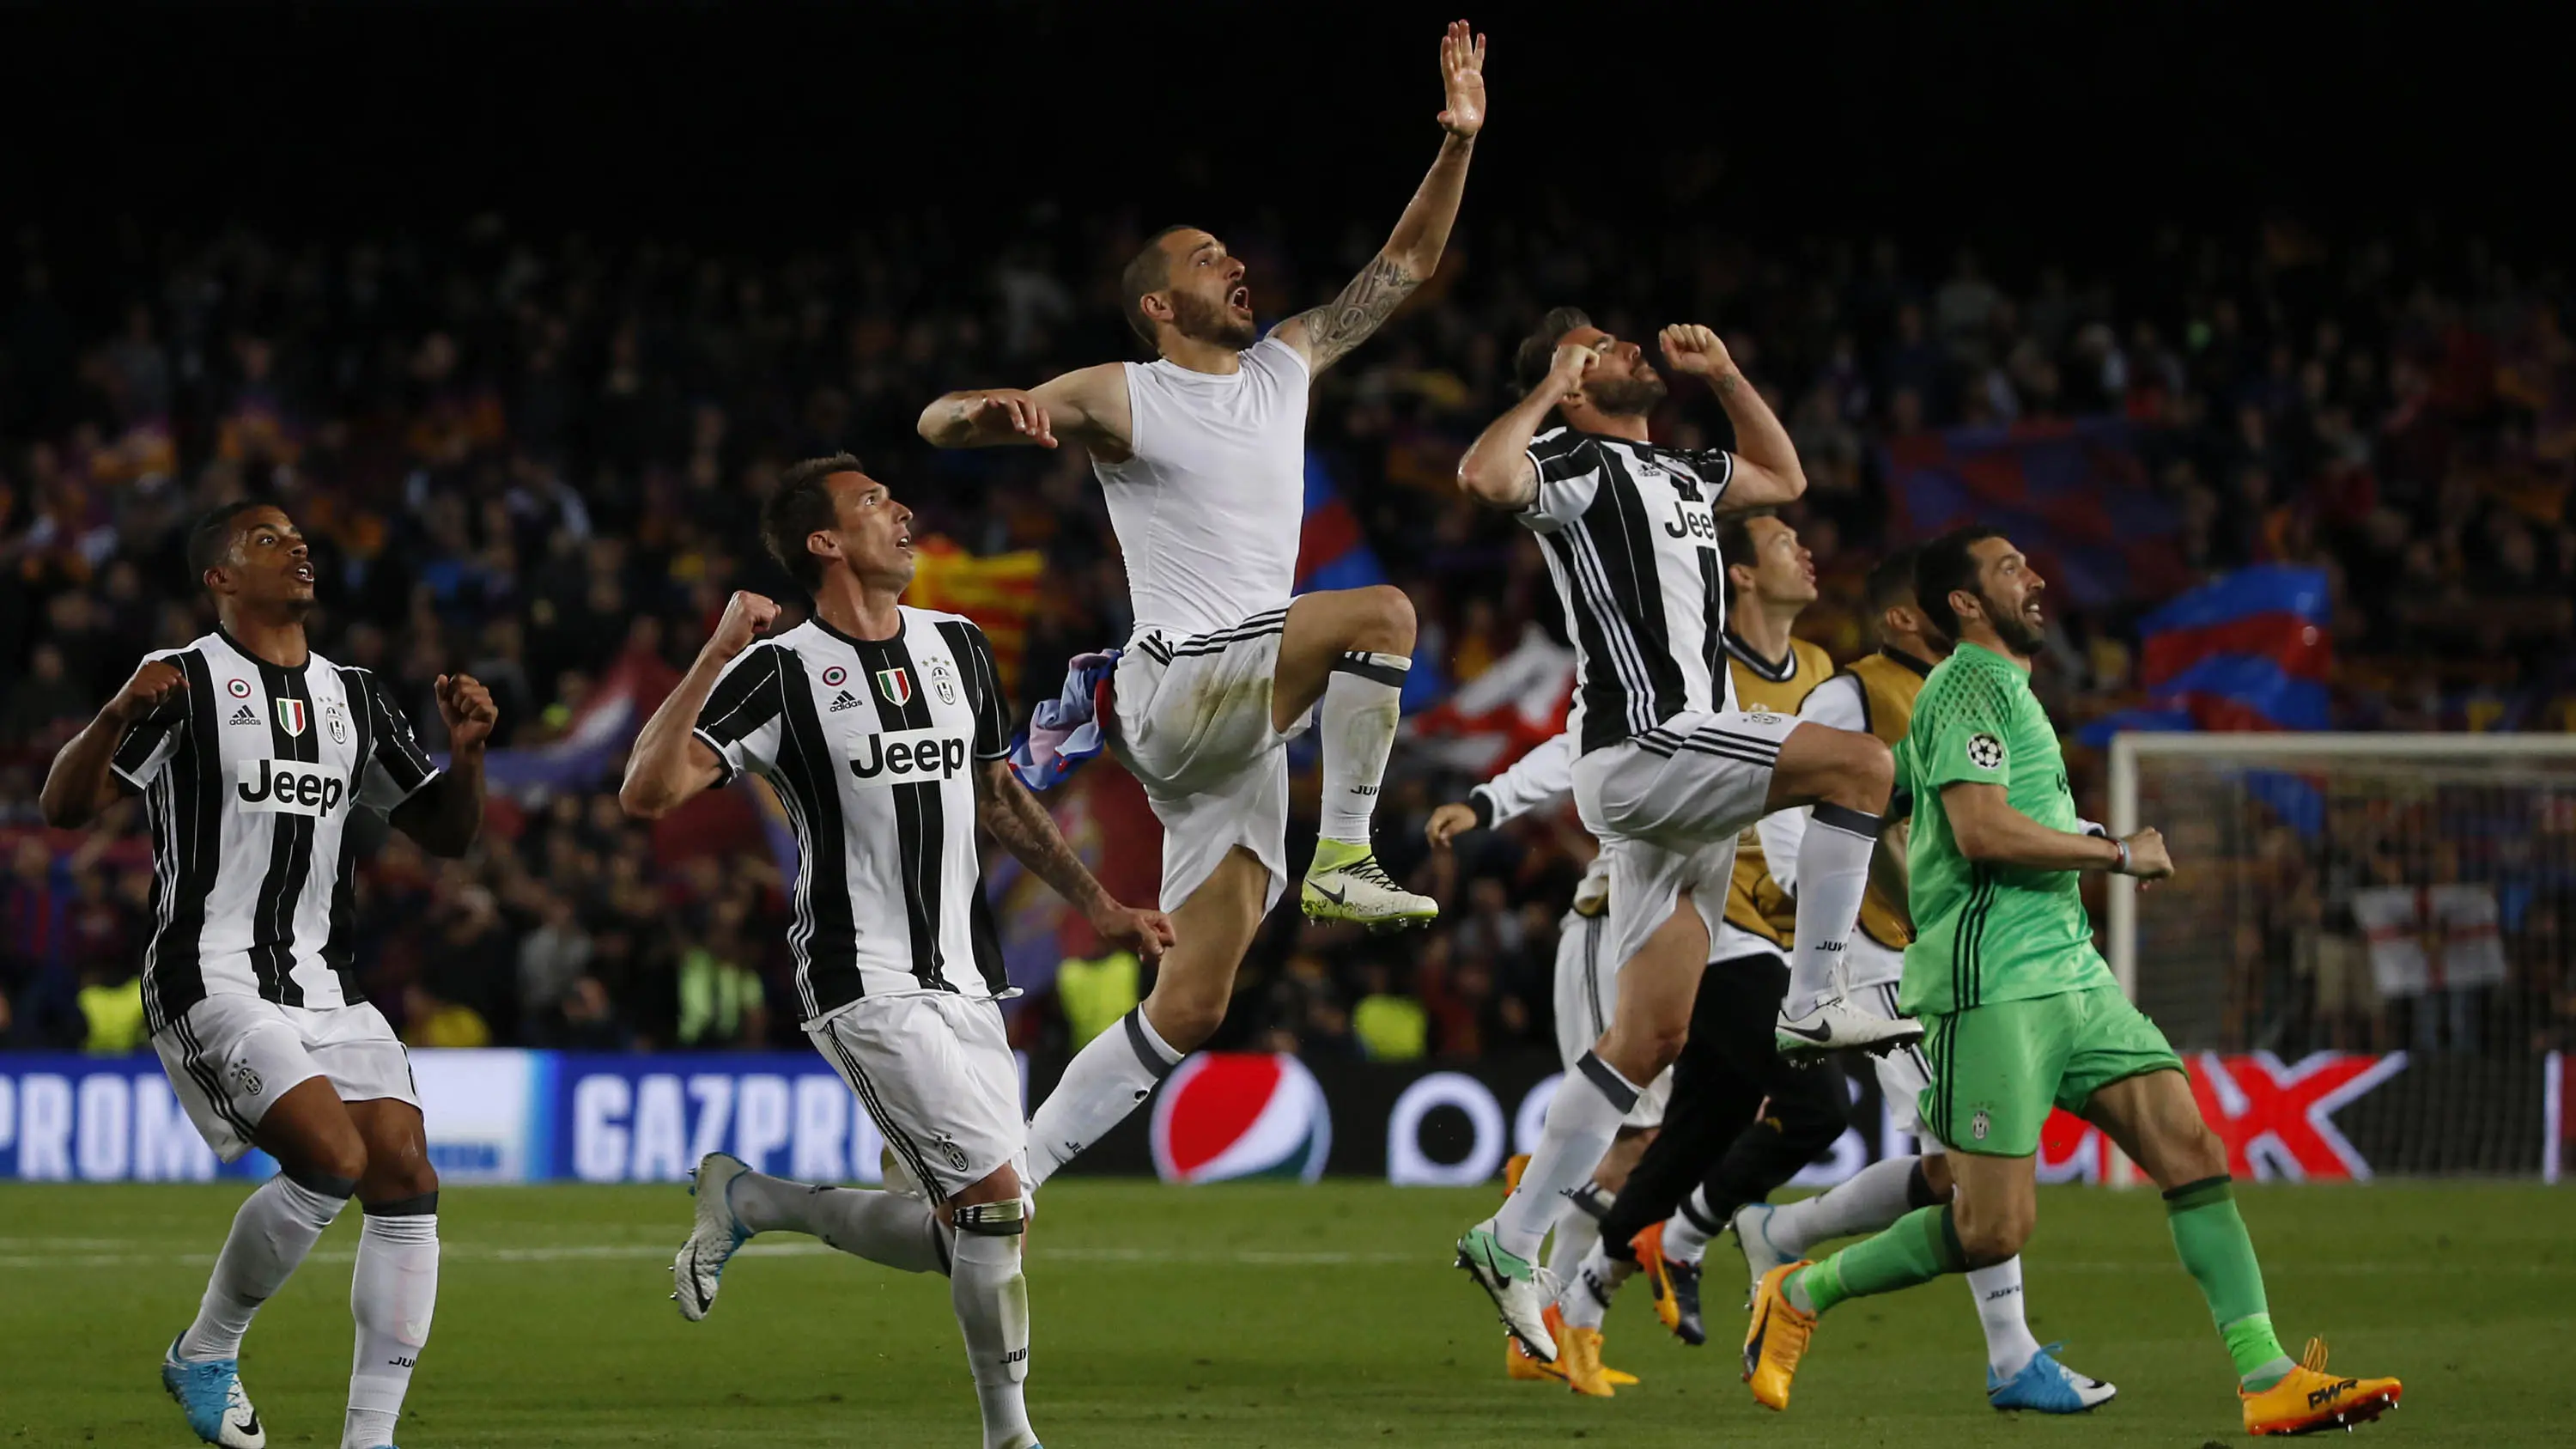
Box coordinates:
[1914,526,2005,639]
[186,501,270,590]
[762,453,863,593]
[1716,513,1771,602]
[1120,225,1198,346]
[1513,306,1594,392]
[1866,545,1923,615]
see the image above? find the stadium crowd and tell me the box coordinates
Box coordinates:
[3,204,2572,1060]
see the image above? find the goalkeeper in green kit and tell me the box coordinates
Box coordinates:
[1740,526,2402,1437]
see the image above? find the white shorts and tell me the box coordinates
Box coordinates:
[1844,933,1905,994]
[152,995,418,1163]
[808,991,1025,1202]
[1551,909,1672,1129]
[1577,709,1802,971]
[1851,979,1933,1135]
[1112,608,1311,911]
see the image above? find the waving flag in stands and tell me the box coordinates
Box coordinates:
[1886,417,2190,609]
[1403,624,1575,776]
[2081,565,2335,834]
[908,536,1045,697]
[1296,456,1446,711]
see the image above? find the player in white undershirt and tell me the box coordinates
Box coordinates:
[918,21,1487,1187]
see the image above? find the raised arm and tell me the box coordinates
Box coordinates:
[1658,325,1807,512]
[916,364,1128,454]
[1456,341,1595,509]
[386,673,495,857]
[1275,21,1485,374]
[974,759,1174,965]
[39,657,185,829]
[621,591,778,820]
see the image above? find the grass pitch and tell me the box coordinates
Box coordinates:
[1,1179,2562,1446]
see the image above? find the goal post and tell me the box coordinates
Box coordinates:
[2108,731,2576,1050]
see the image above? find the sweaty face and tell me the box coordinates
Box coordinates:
[820,472,916,589]
[1745,517,1819,605]
[212,508,317,612]
[1157,232,1258,350]
[1969,538,2047,654]
[1561,325,1668,416]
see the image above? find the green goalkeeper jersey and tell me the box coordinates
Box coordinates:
[1893,641,2116,1015]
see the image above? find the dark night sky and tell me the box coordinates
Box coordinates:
[5,1,2561,254]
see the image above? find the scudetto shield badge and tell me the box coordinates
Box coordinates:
[275,699,309,737]
[875,667,914,707]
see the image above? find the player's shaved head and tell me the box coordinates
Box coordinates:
[1867,546,1923,615]
[1121,225,1200,344]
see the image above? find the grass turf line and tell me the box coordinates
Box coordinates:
[0,1180,2561,1446]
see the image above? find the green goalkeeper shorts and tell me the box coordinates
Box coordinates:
[1915,983,2184,1157]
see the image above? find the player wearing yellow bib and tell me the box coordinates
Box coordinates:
[1741,527,2403,1438]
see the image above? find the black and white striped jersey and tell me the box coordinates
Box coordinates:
[691,607,1012,1021]
[1519,426,1740,753]
[112,629,443,1031]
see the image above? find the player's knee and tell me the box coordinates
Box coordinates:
[1953,1207,2030,1266]
[1614,1022,1687,1080]
[1919,1153,1955,1198]
[1834,733,1894,808]
[1346,584,1416,653]
[1145,991,1226,1050]
[294,1133,369,1188]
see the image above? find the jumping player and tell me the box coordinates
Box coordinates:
[623,454,1172,1449]
[41,502,492,1449]
[1740,527,2401,1438]
[918,21,1487,1186]
[1449,311,1917,1360]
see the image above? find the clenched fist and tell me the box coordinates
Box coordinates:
[708,591,781,661]
[1425,801,1479,849]
[2116,827,2174,882]
[1658,324,1734,379]
[434,673,500,753]
[107,658,188,726]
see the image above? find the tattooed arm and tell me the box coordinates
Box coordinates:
[1275,21,1485,374]
[975,760,1174,965]
[1658,324,1808,512]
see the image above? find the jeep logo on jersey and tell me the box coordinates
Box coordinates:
[275,699,308,737]
[1662,497,1719,545]
[848,728,967,787]
[235,758,347,816]
[874,667,913,706]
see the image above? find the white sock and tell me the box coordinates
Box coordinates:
[1783,802,1881,1015]
[949,1213,1036,1449]
[179,1172,349,1361]
[1765,1154,1924,1256]
[1493,1053,1635,1260]
[344,1208,439,1449]
[1026,1008,1182,1189]
[728,1172,946,1273]
[1316,652,1407,844]
[1541,1184,1608,1292]
[1661,1185,1725,1265]
[1968,1257,2044,1379]
[1559,1242,1620,1330]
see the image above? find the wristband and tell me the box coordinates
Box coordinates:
[1467,788,1497,831]
[2112,837,2131,875]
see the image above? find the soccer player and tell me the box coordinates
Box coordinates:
[916,21,1485,1186]
[1428,745,1658,1392]
[1449,311,1917,1360]
[1740,527,2402,1437]
[39,502,493,1449]
[622,454,1171,1449]
[1731,546,2114,1412]
[1570,515,1857,1363]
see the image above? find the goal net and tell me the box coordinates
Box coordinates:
[2106,734,2576,1178]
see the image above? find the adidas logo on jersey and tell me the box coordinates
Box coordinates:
[228,704,259,726]
[828,690,863,713]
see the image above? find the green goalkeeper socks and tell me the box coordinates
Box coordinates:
[1789,1204,1967,1316]
[2163,1176,2293,1389]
